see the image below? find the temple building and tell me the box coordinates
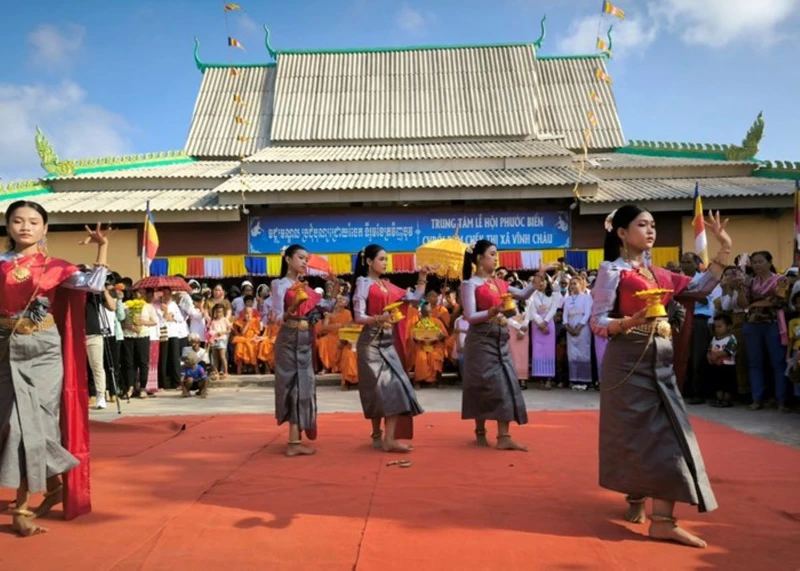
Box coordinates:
[1,23,797,278]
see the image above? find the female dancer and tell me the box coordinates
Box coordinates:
[1,200,110,536]
[591,205,730,548]
[352,244,428,452]
[461,240,553,451]
[272,244,336,457]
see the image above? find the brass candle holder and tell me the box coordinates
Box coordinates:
[500,293,517,317]
[294,282,309,303]
[383,301,405,323]
[633,288,673,319]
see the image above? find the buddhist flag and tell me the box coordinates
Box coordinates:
[233,94,244,105]
[586,111,598,127]
[236,135,248,142]
[224,3,242,11]
[230,68,239,77]
[596,37,612,56]
[595,68,613,84]
[603,1,625,19]
[141,201,159,277]
[693,183,709,265]
[589,90,603,104]
[228,37,245,50]
[795,180,800,251]
[235,116,248,124]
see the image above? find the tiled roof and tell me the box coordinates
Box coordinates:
[536,56,624,150]
[270,45,541,142]
[0,190,234,213]
[184,67,276,157]
[217,167,598,193]
[584,153,757,170]
[50,161,240,180]
[245,140,572,162]
[587,177,794,203]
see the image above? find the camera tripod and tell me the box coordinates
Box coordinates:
[96,294,124,414]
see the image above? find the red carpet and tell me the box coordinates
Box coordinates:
[0,411,797,570]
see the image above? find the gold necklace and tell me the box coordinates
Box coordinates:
[10,253,33,283]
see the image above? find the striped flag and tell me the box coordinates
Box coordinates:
[595,68,613,84]
[586,111,598,127]
[603,1,625,19]
[233,94,244,105]
[228,37,245,50]
[141,201,159,277]
[235,116,248,124]
[224,3,242,11]
[693,183,709,265]
[589,90,604,104]
[230,68,239,77]
[236,135,248,142]
[596,37,612,56]
[795,180,800,252]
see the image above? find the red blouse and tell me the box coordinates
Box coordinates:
[284,283,322,318]
[0,254,79,316]
[366,280,407,317]
[617,266,691,317]
[474,278,510,312]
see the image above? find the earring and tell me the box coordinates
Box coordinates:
[38,236,48,254]
[621,242,629,260]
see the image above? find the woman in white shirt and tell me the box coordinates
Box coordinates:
[564,276,593,389]
[525,273,561,389]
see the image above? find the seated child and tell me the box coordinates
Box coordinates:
[182,351,209,398]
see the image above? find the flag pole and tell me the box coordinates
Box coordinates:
[141,200,150,279]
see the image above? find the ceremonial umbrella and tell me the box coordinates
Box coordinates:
[416,236,469,280]
[132,275,192,292]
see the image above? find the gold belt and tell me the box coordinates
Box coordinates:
[630,320,672,339]
[284,319,310,332]
[0,314,56,335]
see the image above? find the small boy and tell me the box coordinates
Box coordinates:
[182,351,209,398]
[707,313,737,407]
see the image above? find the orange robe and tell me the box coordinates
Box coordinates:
[412,317,448,384]
[316,309,352,373]
[257,323,280,369]
[339,340,358,385]
[405,306,421,372]
[232,317,262,366]
[431,304,451,329]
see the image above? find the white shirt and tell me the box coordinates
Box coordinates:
[453,316,469,357]
[157,301,186,339]
[188,306,207,339]
[182,345,210,365]
[525,291,561,325]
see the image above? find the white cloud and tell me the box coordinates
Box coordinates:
[27,23,85,71]
[236,13,259,36]
[556,16,658,57]
[655,0,800,48]
[0,80,130,182]
[396,4,433,35]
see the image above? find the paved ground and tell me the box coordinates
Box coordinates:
[92,383,800,448]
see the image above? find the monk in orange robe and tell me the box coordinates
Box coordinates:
[425,290,451,330]
[316,298,352,374]
[411,304,448,387]
[339,338,359,388]
[232,307,263,374]
[257,313,280,373]
[405,301,421,372]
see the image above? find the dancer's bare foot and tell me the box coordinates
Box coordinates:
[33,485,63,519]
[624,497,646,524]
[371,431,383,450]
[648,515,707,548]
[475,430,490,447]
[10,509,49,537]
[496,434,528,451]
[383,440,413,453]
[285,443,316,457]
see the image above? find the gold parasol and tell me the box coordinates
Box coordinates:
[415,230,469,281]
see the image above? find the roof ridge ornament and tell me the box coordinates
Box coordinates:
[264,25,277,60]
[35,127,75,176]
[724,111,764,161]
[604,25,613,59]
[194,37,205,72]
[533,15,546,50]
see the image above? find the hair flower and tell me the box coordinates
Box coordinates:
[604,209,618,233]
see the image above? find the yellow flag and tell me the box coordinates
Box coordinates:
[603,1,625,19]
[224,3,242,12]
[587,111,598,127]
[228,37,245,50]
[589,91,604,104]
[233,94,245,105]
[596,37,612,56]
[236,135,248,142]
[595,68,613,84]
[230,68,239,77]
[235,116,249,125]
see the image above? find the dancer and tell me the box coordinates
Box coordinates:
[591,205,730,548]
[460,240,553,451]
[0,200,111,536]
[352,244,428,452]
[272,244,337,457]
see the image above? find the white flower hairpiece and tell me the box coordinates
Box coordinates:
[280,245,288,254]
[465,241,477,255]
[604,209,618,233]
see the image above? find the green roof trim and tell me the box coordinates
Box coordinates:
[0,188,52,202]
[69,156,196,176]
[616,145,729,161]
[194,35,277,73]
[753,160,800,180]
[537,53,606,60]
[275,41,535,56]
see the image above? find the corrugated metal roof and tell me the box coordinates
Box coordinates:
[587,177,794,203]
[270,46,541,142]
[245,140,572,162]
[217,167,598,193]
[0,190,234,213]
[184,67,276,157]
[584,153,756,170]
[51,161,240,181]
[536,57,625,150]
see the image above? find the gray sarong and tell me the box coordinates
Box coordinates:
[356,324,423,420]
[274,323,317,435]
[599,331,718,512]
[461,321,528,424]
[0,326,79,493]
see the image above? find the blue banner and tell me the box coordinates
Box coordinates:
[248,210,570,254]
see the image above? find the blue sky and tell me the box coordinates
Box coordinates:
[1,0,798,182]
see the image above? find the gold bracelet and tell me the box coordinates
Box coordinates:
[93,263,108,269]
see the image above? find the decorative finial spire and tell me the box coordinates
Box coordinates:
[603,25,614,59]
[533,15,547,50]
[193,37,205,72]
[35,126,74,176]
[725,111,765,161]
[264,25,277,60]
